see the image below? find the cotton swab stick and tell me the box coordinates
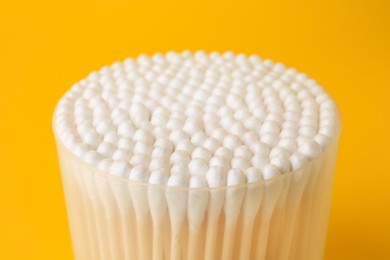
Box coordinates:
[80,151,116,260]
[293,139,323,259]
[94,156,128,260]
[221,169,246,260]
[307,137,338,259]
[254,164,284,260]
[238,167,264,260]
[94,173,124,260]
[301,136,334,259]
[266,150,292,258]
[305,155,328,259]
[278,152,309,260]
[187,175,209,260]
[166,174,189,260]
[106,160,137,260]
[204,166,226,260]
[128,165,152,260]
[61,146,97,260]
[148,169,169,260]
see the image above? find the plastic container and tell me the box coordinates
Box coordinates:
[54,112,340,260]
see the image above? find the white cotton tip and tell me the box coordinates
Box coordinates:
[270,156,291,173]
[299,125,317,138]
[280,128,298,139]
[171,163,189,176]
[134,142,153,155]
[251,154,268,170]
[282,118,299,129]
[129,165,149,182]
[245,167,263,183]
[260,121,280,135]
[231,156,251,171]
[289,152,309,170]
[192,147,212,162]
[104,131,120,145]
[319,125,335,139]
[314,134,331,148]
[320,106,337,119]
[261,133,279,147]
[189,175,208,190]
[206,166,227,188]
[117,137,134,150]
[73,143,90,158]
[83,130,102,148]
[62,133,79,150]
[215,146,234,160]
[211,128,227,142]
[244,116,262,131]
[234,145,253,160]
[130,153,150,166]
[110,160,131,177]
[175,140,195,154]
[153,138,174,153]
[278,138,298,153]
[98,158,114,172]
[242,131,260,146]
[189,158,209,177]
[203,137,221,154]
[151,146,170,161]
[223,134,242,151]
[319,115,336,128]
[97,141,116,157]
[299,114,318,126]
[230,122,246,136]
[170,150,190,165]
[133,129,153,143]
[248,54,262,65]
[149,169,169,185]
[169,129,189,145]
[118,121,136,138]
[152,126,169,139]
[250,141,270,156]
[167,174,188,187]
[269,146,290,159]
[83,151,102,166]
[220,115,235,130]
[298,139,322,159]
[96,120,115,135]
[262,164,282,181]
[227,168,245,186]
[149,158,169,172]
[209,155,230,171]
[185,104,203,118]
[151,113,169,126]
[112,148,132,161]
[234,108,251,122]
[191,131,207,146]
[223,51,235,60]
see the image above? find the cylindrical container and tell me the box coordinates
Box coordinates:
[54,125,340,260]
[53,51,341,260]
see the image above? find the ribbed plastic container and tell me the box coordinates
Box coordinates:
[54,111,340,260]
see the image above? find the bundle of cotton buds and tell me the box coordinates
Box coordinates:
[54,50,340,260]
[55,50,337,188]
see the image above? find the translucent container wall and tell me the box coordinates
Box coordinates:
[55,125,340,260]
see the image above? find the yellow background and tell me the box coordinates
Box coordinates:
[1,0,389,259]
